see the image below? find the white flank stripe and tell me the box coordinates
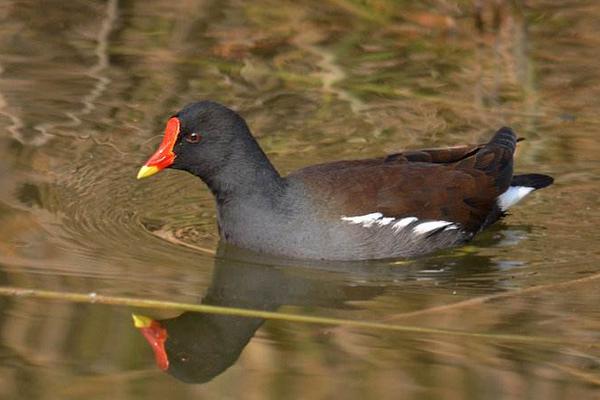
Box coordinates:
[498,186,534,211]
[378,217,395,226]
[413,221,455,235]
[393,217,417,231]
[342,213,417,230]
[341,213,383,227]
[342,213,460,235]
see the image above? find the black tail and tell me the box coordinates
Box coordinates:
[469,127,517,191]
[488,129,553,190]
[511,173,554,190]
[486,127,517,153]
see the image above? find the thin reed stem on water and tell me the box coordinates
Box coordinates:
[0,286,594,349]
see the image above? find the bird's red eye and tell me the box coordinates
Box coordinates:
[185,132,201,143]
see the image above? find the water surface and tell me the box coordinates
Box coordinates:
[0,0,599,398]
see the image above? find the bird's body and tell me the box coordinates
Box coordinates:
[138,101,553,261]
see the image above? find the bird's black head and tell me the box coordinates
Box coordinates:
[137,101,255,182]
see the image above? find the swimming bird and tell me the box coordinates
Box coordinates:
[137,101,553,260]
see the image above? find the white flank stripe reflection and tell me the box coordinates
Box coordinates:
[498,186,534,211]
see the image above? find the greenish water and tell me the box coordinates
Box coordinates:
[0,0,599,398]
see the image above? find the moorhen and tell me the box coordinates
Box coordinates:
[137,101,553,260]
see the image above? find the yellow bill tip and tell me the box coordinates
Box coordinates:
[137,165,160,180]
[132,313,154,328]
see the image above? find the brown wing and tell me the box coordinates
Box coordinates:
[289,129,516,233]
[383,143,484,164]
[295,143,485,174]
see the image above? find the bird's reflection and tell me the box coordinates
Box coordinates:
[133,231,522,383]
[133,244,385,383]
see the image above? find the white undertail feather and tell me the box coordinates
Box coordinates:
[498,186,535,211]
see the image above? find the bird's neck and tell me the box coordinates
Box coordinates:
[200,138,285,205]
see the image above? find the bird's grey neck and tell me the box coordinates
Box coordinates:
[201,144,285,204]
